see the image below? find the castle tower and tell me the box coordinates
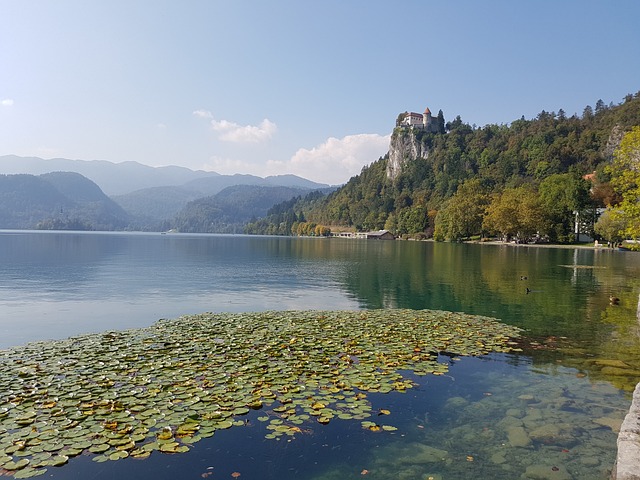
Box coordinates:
[422,107,432,128]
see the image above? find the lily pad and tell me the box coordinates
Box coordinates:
[13,468,45,479]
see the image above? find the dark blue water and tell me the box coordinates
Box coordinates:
[1,230,639,479]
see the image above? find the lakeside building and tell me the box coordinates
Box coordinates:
[333,230,395,240]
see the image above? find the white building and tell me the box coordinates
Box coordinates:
[400,107,439,133]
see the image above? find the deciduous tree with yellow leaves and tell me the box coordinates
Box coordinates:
[608,126,640,240]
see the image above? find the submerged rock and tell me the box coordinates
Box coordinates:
[528,423,578,447]
[522,464,573,480]
[490,450,507,464]
[518,394,537,403]
[407,443,451,464]
[443,396,469,411]
[529,424,561,443]
[600,366,640,377]
[594,359,631,369]
[507,425,532,448]
[594,416,623,433]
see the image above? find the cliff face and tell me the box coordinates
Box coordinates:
[386,128,431,181]
[604,124,626,161]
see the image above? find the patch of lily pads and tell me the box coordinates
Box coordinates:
[0,309,521,477]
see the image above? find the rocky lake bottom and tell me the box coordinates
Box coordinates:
[311,358,627,480]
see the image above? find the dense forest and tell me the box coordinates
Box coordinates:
[246,92,640,244]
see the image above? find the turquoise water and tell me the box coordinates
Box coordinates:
[1,231,639,479]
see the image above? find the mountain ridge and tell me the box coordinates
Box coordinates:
[0,155,332,196]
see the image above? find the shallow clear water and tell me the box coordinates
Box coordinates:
[1,230,639,479]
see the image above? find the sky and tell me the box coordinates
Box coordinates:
[1,1,639,186]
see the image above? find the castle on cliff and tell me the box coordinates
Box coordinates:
[398,107,440,133]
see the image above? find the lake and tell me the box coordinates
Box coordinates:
[1,230,639,479]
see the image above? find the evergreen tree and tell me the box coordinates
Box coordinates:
[437,109,446,134]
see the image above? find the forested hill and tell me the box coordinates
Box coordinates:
[246,92,640,242]
[167,185,335,234]
[0,172,131,230]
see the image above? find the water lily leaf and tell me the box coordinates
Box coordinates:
[108,450,128,461]
[3,458,30,470]
[215,420,233,430]
[89,444,110,454]
[130,449,151,459]
[48,455,69,467]
[61,448,83,457]
[40,443,64,453]
[156,429,173,440]
[158,442,180,453]
[13,467,46,479]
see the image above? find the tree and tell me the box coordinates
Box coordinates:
[594,210,626,245]
[437,109,446,134]
[314,224,331,237]
[483,186,544,242]
[433,179,490,241]
[608,126,640,239]
[538,173,591,242]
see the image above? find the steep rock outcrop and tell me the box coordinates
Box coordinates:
[604,124,626,162]
[386,128,431,181]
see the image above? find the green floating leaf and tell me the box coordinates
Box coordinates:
[48,455,69,467]
[89,444,110,454]
[13,467,46,479]
[3,458,30,471]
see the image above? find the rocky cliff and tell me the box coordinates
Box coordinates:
[386,128,431,181]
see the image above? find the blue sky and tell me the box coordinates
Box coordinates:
[1,1,639,185]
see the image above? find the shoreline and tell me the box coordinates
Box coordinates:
[464,239,637,251]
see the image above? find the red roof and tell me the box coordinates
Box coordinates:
[424,107,431,115]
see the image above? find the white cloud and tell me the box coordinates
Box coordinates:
[211,118,277,143]
[192,109,212,119]
[1,99,14,107]
[193,110,277,143]
[268,133,390,185]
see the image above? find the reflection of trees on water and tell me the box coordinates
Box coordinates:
[332,240,640,387]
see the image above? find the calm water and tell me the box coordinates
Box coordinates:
[1,230,640,479]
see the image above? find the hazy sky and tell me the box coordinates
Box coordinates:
[2,1,639,185]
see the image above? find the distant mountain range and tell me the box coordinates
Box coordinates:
[0,155,329,196]
[112,173,330,222]
[0,155,333,231]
